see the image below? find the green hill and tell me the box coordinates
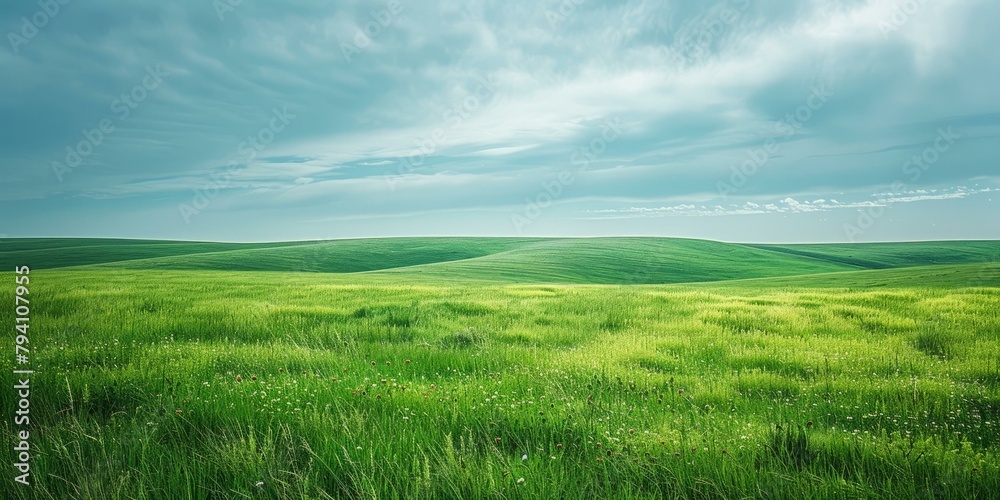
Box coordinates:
[368,238,857,284]
[75,238,544,273]
[751,241,1000,269]
[2,237,999,285]
[0,238,306,269]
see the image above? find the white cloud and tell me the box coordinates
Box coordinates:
[587,186,995,218]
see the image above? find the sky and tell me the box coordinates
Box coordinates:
[1,0,998,243]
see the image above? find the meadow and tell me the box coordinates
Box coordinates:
[1,238,999,499]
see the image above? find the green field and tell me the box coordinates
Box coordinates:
[2,238,999,498]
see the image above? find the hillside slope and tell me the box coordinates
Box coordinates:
[77,238,544,273]
[369,238,858,284]
[3,237,999,285]
[751,241,1000,269]
[0,238,308,269]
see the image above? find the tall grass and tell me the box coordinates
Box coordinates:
[1,269,998,499]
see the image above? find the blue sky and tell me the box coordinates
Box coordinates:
[1,0,997,243]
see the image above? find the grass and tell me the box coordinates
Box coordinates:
[0,237,998,499]
[705,262,1000,289]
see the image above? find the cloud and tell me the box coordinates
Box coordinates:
[586,186,997,218]
[0,0,998,241]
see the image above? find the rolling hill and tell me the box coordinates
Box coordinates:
[2,237,999,285]
[368,238,857,284]
[751,241,1000,269]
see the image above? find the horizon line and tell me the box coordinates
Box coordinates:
[3,235,1000,246]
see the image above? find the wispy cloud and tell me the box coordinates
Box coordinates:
[586,186,997,218]
[0,0,997,241]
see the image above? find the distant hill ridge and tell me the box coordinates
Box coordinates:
[2,237,998,285]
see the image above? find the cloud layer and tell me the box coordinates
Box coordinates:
[1,0,998,242]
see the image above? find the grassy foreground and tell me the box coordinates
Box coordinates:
[2,264,999,499]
